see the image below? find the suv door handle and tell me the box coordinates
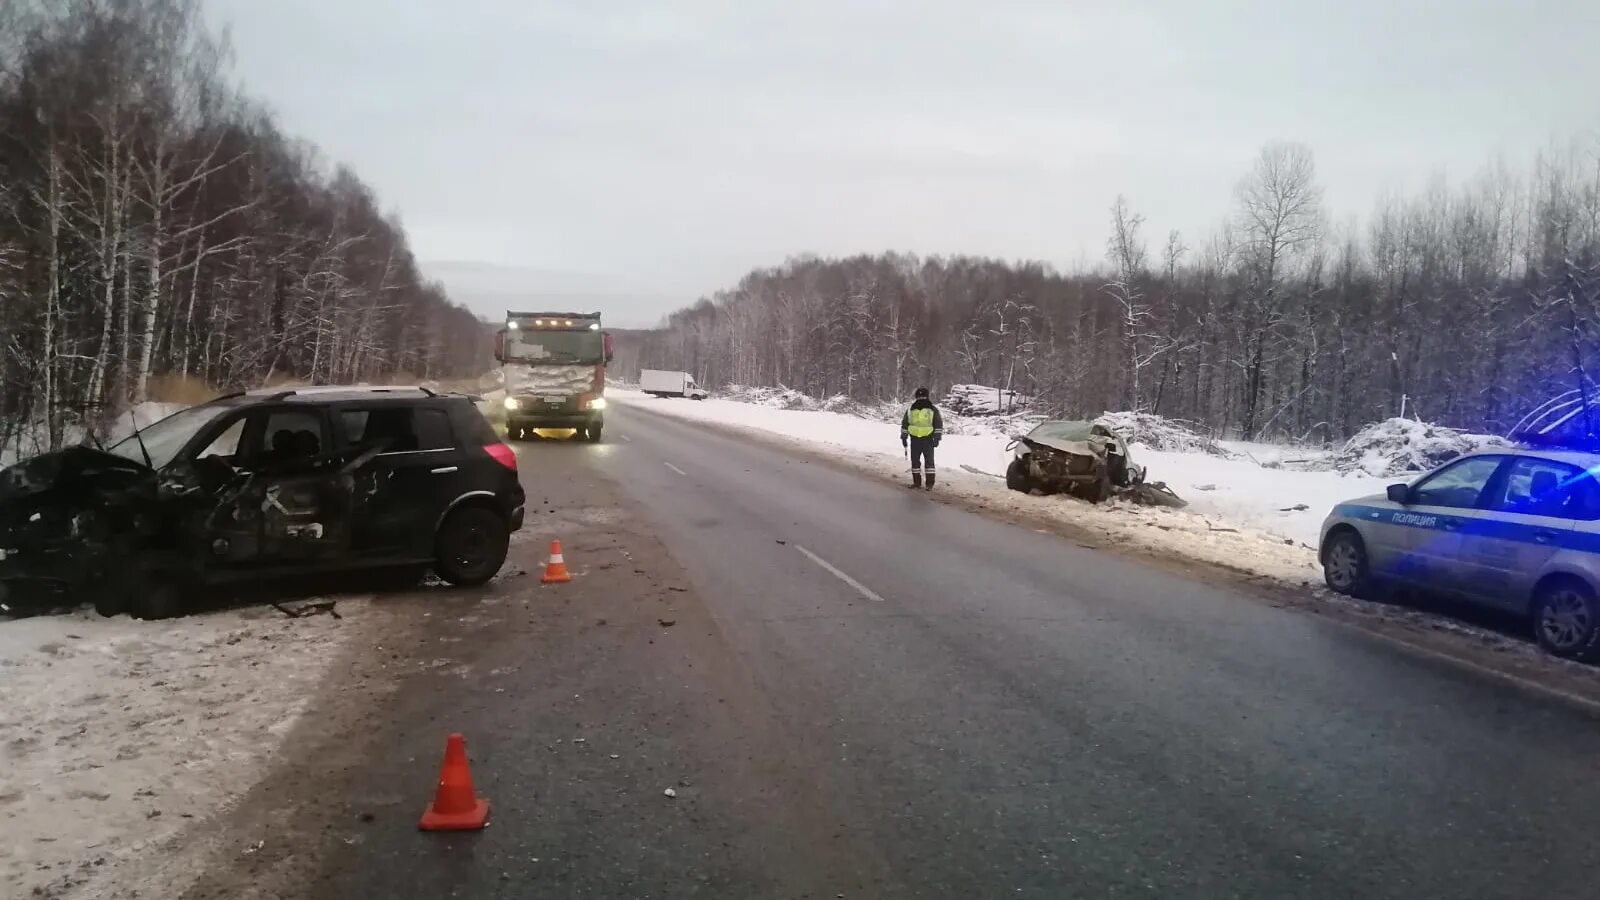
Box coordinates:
[1534,528,1562,544]
[1438,517,1459,530]
[430,466,459,475]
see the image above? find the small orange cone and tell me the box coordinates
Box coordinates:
[541,539,572,584]
[419,733,490,831]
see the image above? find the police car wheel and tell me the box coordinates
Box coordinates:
[1533,580,1600,661]
[1322,530,1371,597]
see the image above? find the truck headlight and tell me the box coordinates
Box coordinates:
[504,397,520,411]
[588,397,607,410]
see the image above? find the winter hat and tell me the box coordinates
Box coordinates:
[914,387,930,400]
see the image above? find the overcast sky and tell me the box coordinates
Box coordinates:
[203,0,1597,326]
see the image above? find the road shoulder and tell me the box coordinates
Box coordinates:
[615,400,1600,715]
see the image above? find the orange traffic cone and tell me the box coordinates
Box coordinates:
[419,733,490,831]
[541,539,572,584]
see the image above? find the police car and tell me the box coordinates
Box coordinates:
[1320,448,1600,661]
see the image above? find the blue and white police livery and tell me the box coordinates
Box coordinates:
[1319,448,1600,661]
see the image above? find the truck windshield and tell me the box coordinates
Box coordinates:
[505,328,602,364]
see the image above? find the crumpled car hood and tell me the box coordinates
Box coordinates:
[504,364,595,396]
[0,445,151,505]
[1023,435,1113,457]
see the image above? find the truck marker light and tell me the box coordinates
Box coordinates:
[503,397,520,410]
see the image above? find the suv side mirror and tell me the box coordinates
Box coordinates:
[1386,483,1411,504]
[603,331,614,365]
[493,329,506,364]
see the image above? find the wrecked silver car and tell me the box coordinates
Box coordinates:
[1005,420,1147,503]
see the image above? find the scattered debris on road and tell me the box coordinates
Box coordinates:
[663,787,677,799]
[658,618,676,627]
[272,599,341,619]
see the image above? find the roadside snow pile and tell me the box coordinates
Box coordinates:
[0,600,374,898]
[1096,411,1236,458]
[1335,418,1508,477]
[719,385,823,410]
[944,384,1032,416]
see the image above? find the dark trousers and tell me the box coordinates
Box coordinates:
[909,437,936,486]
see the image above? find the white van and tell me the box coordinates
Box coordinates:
[640,370,708,400]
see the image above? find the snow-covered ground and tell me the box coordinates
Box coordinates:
[0,598,374,898]
[609,388,1397,580]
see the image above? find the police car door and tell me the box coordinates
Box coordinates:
[1395,455,1508,591]
[1453,456,1584,611]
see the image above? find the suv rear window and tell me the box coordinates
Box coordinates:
[341,407,456,453]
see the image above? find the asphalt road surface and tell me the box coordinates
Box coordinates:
[188,400,1600,900]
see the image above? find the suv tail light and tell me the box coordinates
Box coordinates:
[484,443,517,471]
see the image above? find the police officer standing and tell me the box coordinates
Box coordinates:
[900,386,944,490]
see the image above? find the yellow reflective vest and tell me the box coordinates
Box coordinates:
[905,407,936,438]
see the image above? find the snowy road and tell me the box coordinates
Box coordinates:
[186,401,1600,899]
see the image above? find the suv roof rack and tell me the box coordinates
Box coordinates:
[243,384,437,399]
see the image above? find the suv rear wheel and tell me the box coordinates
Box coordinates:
[1532,578,1600,661]
[434,506,510,586]
[586,424,603,443]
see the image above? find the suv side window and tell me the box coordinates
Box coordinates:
[340,406,456,454]
[414,409,455,450]
[196,417,245,461]
[1492,457,1586,518]
[245,409,326,467]
[1410,456,1503,509]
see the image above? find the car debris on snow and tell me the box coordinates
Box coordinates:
[663,787,677,798]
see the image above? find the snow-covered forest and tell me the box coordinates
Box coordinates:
[0,0,484,455]
[630,140,1600,443]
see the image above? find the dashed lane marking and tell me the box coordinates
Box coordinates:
[664,461,687,476]
[794,545,886,603]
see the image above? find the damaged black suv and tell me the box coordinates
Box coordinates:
[0,386,525,619]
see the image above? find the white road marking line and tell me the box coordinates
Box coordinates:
[794,545,886,603]
[664,461,687,476]
[620,434,632,443]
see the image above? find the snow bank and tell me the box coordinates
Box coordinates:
[609,388,1393,553]
[0,599,374,898]
[1096,411,1235,457]
[1334,418,1508,477]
